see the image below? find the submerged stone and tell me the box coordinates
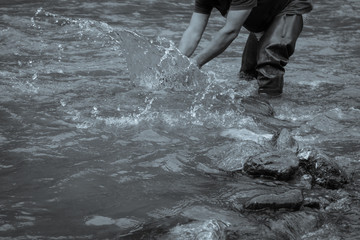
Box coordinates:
[243,150,299,180]
[206,141,265,172]
[303,114,345,133]
[165,219,229,240]
[225,220,270,240]
[297,147,348,189]
[180,205,240,224]
[297,174,313,190]
[240,96,275,117]
[267,211,322,239]
[274,128,298,152]
[303,196,331,210]
[177,206,269,240]
[244,189,303,210]
[226,210,323,239]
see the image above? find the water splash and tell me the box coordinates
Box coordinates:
[32,8,209,91]
[28,8,268,131]
[30,9,247,128]
[28,8,272,133]
[117,30,209,91]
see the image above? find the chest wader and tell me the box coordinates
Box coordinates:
[240,14,304,96]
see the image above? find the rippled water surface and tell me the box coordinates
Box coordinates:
[1,0,359,239]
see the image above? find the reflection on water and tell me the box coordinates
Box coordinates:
[0,0,359,239]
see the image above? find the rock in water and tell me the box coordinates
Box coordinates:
[165,219,229,240]
[240,96,275,117]
[297,147,349,189]
[117,30,208,91]
[267,211,322,239]
[243,150,299,180]
[205,141,265,172]
[226,210,322,239]
[244,189,304,210]
[274,128,298,152]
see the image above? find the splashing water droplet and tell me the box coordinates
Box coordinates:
[32,73,38,81]
[117,30,209,91]
[91,106,99,116]
[60,99,66,107]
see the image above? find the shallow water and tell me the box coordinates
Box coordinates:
[0,0,359,239]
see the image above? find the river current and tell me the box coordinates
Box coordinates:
[0,0,359,239]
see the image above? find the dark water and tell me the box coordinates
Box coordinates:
[0,0,359,239]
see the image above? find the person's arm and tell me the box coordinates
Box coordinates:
[193,9,251,68]
[179,12,209,57]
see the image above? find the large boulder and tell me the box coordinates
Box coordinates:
[205,141,265,172]
[297,147,348,189]
[243,150,299,180]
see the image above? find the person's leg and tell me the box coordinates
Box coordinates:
[256,14,303,96]
[239,32,259,81]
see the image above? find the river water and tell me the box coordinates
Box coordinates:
[0,0,359,239]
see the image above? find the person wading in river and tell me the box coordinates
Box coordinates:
[179,0,313,96]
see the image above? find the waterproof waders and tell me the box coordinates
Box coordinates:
[240,14,304,96]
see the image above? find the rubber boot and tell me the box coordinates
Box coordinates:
[239,32,259,81]
[256,14,304,96]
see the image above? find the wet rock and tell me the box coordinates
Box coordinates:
[303,196,330,210]
[164,219,229,240]
[240,96,275,117]
[243,150,299,180]
[173,206,274,240]
[303,189,351,211]
[244,189,303,210]
[206,141,265,172]
[303,114,345,133]
[181,206,270,240]
[297,174,313,190]
[225,223,270,240]
[226,211,323,240]
[274,128,298,152]
[180,205,241,224]
[267,211,323,239]
[297,147,348,189]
